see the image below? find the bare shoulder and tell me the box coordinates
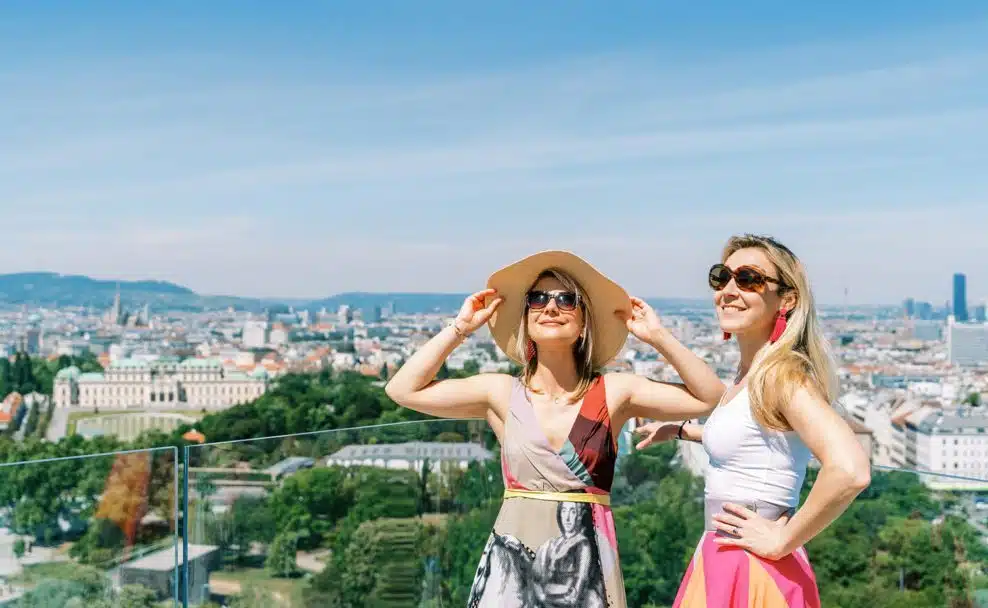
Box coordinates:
[602,371,634,404]
[477,372,514,397]
[778,382,847,436]
[474,372,515,416]
[781,383,830,414]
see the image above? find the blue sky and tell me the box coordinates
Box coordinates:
[3,2,988,305]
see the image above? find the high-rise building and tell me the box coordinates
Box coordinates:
[947,316,988,367]
[338,305,353,324]
[953,273,968,322]
[912,321,942,342]
[975,303,987,323]
[105,284,123,325]
[242,320,269,349]
[22,328,42,354]
[903,298,915,319]
[916,301,934,320]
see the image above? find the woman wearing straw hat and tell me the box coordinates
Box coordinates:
[386,250,723,607]
[634,234,871,607]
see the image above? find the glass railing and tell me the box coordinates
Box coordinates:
[0,446,179,607]
[0,421,983,608]
[182,419,501,607]
[171,420,986,608]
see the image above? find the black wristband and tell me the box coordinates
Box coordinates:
[677,420,689,440]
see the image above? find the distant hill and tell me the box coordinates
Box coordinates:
[0,272,268,312]
[0,273,718,314]
[305,292,470,315]
[305,292,712,315]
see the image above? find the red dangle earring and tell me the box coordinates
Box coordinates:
[769,308,789,343]
[526,339,537,362]
[723,331,732,340]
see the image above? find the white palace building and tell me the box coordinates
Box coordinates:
[54,358,269,410]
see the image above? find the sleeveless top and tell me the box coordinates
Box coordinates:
[466,375,627,608]
[702,386,811,508]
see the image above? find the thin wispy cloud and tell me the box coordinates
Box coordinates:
[1,6,987,303]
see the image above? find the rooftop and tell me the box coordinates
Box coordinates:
[55,365,81,379]
[913,407,988,434]
[265,456,315,477]
[121,543,218,572]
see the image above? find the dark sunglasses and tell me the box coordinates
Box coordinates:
[708,263,786,293]
[526,290,579,311]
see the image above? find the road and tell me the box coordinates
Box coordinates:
[46,407,69,442]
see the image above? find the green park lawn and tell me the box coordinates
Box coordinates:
[67,409,206,435]
[209,566,308,606]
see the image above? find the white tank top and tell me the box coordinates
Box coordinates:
[701,386,811,508]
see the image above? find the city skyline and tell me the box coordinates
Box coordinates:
[3,3,988,303]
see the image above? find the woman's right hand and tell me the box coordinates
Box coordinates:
[455,289,503,333]
[633,420,683,449]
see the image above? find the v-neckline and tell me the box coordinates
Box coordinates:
[521,378,595,454]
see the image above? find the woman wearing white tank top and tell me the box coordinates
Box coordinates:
[633,234,870,607]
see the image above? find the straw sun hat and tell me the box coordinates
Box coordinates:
[484,250,632,368]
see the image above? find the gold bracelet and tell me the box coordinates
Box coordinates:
[448,319,469,339]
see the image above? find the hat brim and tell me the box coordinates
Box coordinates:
[484,250,631,367]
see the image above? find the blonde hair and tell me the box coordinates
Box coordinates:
[723,234,838,431]
[516,268,598,402]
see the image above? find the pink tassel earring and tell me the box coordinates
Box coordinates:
[769,308,789,343]
[526,339,537,362]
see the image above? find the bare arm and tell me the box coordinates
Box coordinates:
[618,296,726,405]
[775,386,870,553]
[608,372,717,429]
[712,386,870,558]
[646,327,725,405]
[631,419,704,449]
[385,289,506,421]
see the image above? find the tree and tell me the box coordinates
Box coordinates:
[12,351,37,394]
[116,585,158,608]
[964,392,981,406]
[70,518,127,566]
[439,501,500,605]
[615,471,705,606]
[304,559,345,607]
[0,357,11,399]
[13,538,25,559]
[462,359,480,375]
[16,564,110,607]
[24,402,40,435]
[267,467,350,549]
[266,531,301,578]
[452,454,503,512]
[226,496,276,561]
[340,518,425,607]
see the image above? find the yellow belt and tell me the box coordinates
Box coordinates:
[503,488,610,506]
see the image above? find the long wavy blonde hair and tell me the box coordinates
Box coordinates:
[724,235,838,431]
[515,269,598,403]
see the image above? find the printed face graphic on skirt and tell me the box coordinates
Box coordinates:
[468,501,607,608]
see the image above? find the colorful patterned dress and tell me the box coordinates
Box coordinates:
[467,376,626,607]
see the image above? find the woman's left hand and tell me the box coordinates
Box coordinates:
[711,503,792,561]
[616,296,665,344]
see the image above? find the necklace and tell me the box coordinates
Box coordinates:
[548,392,571,405]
